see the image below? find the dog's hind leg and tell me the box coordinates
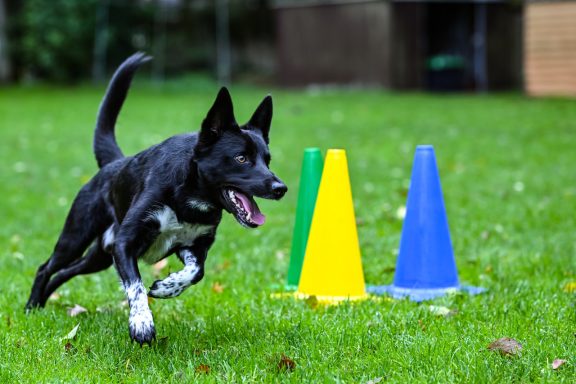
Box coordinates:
[39,243,113,306]
[26,229,98,310]
[26,189,109,310]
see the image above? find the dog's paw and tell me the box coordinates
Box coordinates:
[128,308,156,346]
[25,293,47,312]
[24,300,41,313]
[148,279,183,299]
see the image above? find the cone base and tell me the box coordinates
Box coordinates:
[271,291,369,306]
[367,284,486,302]
[284,284,298,292]
[268,284,298,292]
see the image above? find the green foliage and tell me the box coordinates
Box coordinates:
[9,1,274,83]
[14,0,157,82]
[20,0,98,81]
[0,82,575,382]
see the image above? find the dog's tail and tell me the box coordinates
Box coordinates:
[94,52,152,168]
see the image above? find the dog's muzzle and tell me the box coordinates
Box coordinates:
[270,180,287,200]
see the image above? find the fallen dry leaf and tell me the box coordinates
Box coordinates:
[381,266,396,274]
[152,259,168,277]
[64,341,75,353]
[67,304,88,317]
[157,336,169,348]
[49,292,61,301]
[195,364,210,374]
[277,354,296,372]
[562,281,576,293]
[95,305,113,313]
[552,359,567,370]
[487,337,522,356]
[305,295,319,309]
[212,282,224,294]
[215,260,231,272]
[61,323,80,341]
[418,319,426,331]
[428,305,457,317]
[367,377,383,384]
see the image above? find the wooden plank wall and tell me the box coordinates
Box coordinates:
[276,2,391,87]
[390,3,425,90]
[525,1,576,96]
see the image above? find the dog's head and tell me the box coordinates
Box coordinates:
[193,87,287,228]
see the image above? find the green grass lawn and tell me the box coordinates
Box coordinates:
[0,80,575,383]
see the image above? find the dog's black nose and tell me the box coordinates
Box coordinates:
[271,181,287,199]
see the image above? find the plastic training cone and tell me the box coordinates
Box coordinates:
[297,149,367,302]
[286,148,324,289]
[367,145,484,301]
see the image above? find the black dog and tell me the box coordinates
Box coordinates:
[26,53,287,345]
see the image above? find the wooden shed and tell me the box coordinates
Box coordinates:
[524,0,576,96]
[274,0,392,87]
[273,0,523,91]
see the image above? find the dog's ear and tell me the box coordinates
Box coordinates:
[199,87,237,146]
[247,95,272,143]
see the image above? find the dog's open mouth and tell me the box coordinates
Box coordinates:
[223,188,266,228]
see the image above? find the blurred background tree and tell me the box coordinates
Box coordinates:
[18,0,98,82]
[2,0,273,84]
[0,0,10,83]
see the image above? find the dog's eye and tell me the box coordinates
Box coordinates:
[234,155,247,164]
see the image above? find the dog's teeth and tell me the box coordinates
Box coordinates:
[227,189,250,220]
[228,190,237,205]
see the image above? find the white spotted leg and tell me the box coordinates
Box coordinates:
[124,281,155,344]
[148,248,204,298]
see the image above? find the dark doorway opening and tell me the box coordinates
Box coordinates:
[425,3,475,91]
[391,1,521,92]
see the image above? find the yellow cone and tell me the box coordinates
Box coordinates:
[297,149,367,302]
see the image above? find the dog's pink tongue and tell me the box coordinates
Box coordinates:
[236,192,266,225]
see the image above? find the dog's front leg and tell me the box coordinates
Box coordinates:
[115,248,156,345]
[149,236,213,299]
[113,213,160,345]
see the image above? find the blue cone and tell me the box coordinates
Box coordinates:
[368,145,485,301]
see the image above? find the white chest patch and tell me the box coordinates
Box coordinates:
[142,206,213,264]
[187,198,214,212]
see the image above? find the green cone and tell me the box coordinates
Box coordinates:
[286,148,324,289]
